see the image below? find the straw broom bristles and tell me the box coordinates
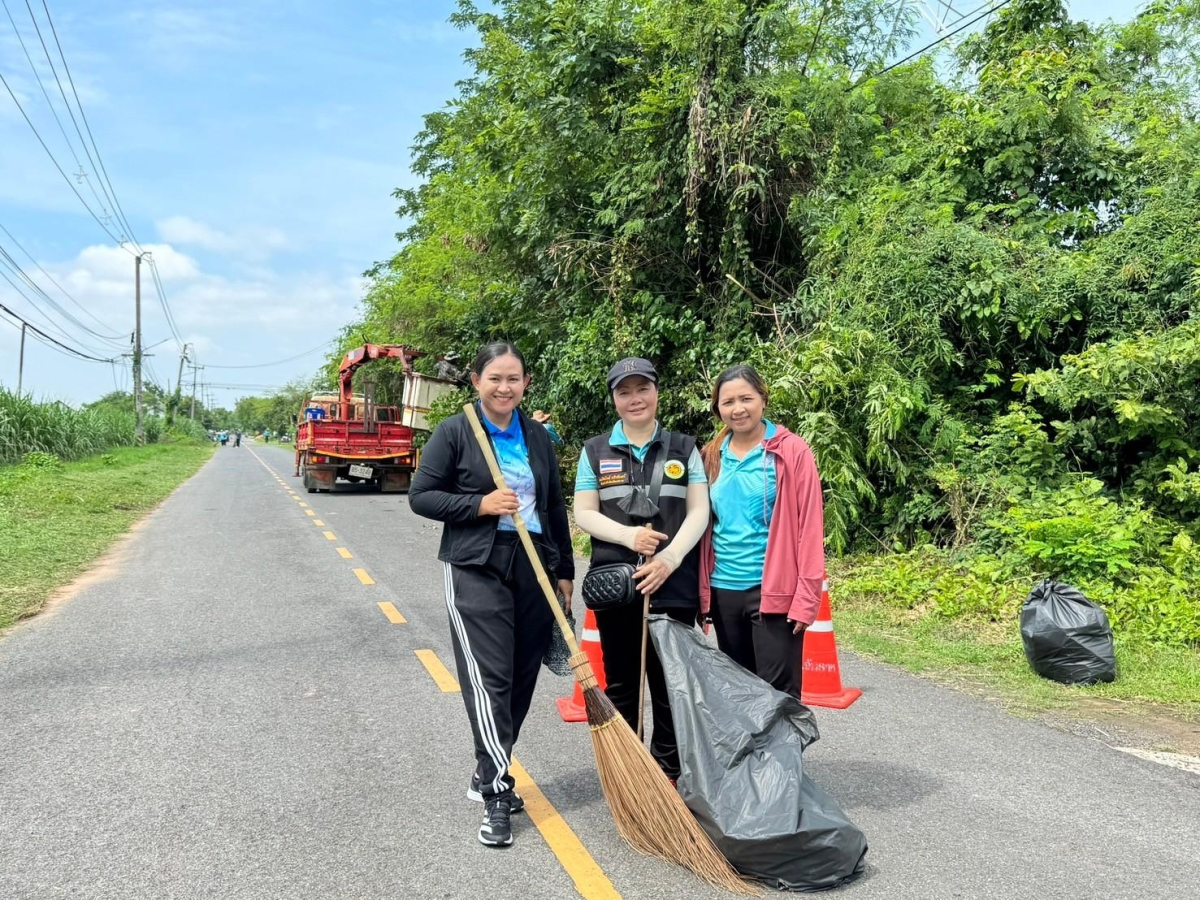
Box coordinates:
[463,404,754,894]
[571,653,757,894]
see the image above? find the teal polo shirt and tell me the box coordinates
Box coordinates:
[482,407,541,534]
[709,420,778,589]
[575,421,706,491]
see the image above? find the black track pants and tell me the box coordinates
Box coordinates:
[443,536,554,799]
[710,584,803,699]
[594,603,694,780]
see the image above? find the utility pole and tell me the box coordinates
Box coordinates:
[189,363,202,420]
[133,253,144,444]
[172,343,190,424]
[16,322,25,394]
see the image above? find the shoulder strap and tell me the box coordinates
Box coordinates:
[646,430,670,506]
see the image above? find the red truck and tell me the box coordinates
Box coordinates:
[294,343,457,493]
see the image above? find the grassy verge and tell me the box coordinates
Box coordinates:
[0,442,214,630]
[830,560,1200,724]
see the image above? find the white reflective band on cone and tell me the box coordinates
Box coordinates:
[821,580,829,592]
[806,620,834,633]
[582,629,601,643]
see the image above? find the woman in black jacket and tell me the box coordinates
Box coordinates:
[409,342,574,849]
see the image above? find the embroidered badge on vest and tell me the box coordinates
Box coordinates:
[663,459,686,480]
[598,458,623,476]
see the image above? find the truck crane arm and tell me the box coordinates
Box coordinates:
[337,343,424,407]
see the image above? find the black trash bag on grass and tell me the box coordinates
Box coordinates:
[649,616,867,892]
[1020,580,1116,685]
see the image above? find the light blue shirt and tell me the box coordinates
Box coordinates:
[709,421,778,589]
[482,408,541,534]
[575,421,706,491]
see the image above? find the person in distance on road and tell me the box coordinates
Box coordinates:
[409,341,575,849]
[699,365,825,699]
[573,357,709,784]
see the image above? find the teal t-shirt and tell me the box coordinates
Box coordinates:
[709,421,778,589]
[575,421,706,491]
[482,408,541,534]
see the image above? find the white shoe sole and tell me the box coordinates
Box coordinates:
[478,832,513,847]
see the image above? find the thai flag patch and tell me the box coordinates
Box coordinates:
[598,458,623,476]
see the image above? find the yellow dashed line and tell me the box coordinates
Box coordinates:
[323,531,336,540]
[353,568,375,585]
[378,602,406,624]
[415,649,460,692]
[313,520,325,527]
[305,510,316,517]
[298,502,309,508]
[336,547,353,559]
[510,759,621,899]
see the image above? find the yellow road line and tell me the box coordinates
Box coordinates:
[298,502,309,508]
[323,531,336,540]
[353,568,375,585]
[313,520,325,526]
[510,759,621,899]
[377,602,406,624]
[336,547,353,559]
[305,510,316,517]
[415,649,460,692]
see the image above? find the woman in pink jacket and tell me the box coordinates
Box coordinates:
[699,366,825,698]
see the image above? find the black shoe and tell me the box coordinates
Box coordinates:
[478,793,514,847]
[467,773,524,813]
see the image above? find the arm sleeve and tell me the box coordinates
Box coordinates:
[686,446,707,483]
[788,446,826,625]
[573,489,644,550]
[409,421,484,523]
[655,480,711,572]
[574,452,599,492]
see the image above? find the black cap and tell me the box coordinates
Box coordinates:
[606,357,658,392]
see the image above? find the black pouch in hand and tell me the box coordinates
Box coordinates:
[581,561,639,610]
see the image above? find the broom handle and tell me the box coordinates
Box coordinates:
[463,403,581,657]
[637,589,650,741]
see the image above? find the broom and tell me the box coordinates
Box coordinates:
[463,403,753,894]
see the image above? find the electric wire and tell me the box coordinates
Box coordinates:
[0,220,125,339]
[0,258,123,356]
[0,299,119,362]
[2,0,115,226]
[36,0,143,253]
[864,0,1014,82]
[203,340,336,369]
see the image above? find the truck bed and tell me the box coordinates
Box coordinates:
[296,420,417,459]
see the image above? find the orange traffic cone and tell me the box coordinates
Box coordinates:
[800,575,862,709]
[556,608,607,722]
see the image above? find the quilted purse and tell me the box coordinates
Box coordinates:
[581,560,640,611]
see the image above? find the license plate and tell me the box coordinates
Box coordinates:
[348,464,374,479]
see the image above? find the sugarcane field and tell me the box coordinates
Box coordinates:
[2,2,1199,899]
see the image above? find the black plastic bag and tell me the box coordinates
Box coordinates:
[1020,580,1116,685]
[650,616,867,892]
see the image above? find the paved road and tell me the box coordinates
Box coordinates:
[1,443,1197,900]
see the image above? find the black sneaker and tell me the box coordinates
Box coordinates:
[478,793,514,847]
[467,773,525,813]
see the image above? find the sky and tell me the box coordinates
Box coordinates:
[0,0,1148,410]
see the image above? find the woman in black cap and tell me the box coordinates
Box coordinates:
[573,357,709,782]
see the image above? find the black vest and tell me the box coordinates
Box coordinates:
[583,428,700,610]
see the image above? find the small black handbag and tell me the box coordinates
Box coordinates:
[581,560,641,610]
[580,436,669,611]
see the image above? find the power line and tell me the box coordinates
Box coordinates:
[36,0,143,253]
[864,0,1014,82]
[0,257,123,356]
[203,339,336,369]
[0,299,119,362]
[1,0,115,226]
[0,68,131,249]
[0,219,125,339]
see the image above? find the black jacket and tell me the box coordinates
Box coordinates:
[409,405,575,581]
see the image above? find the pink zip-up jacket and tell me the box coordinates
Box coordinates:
[699,426,826,625]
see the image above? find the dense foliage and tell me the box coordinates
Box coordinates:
[339,0,1200,646]
[0,389,207,464]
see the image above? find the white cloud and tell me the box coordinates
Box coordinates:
[156,216,290,259]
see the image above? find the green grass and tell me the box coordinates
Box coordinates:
[0,442,214,630]
[831,589,1200,720]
